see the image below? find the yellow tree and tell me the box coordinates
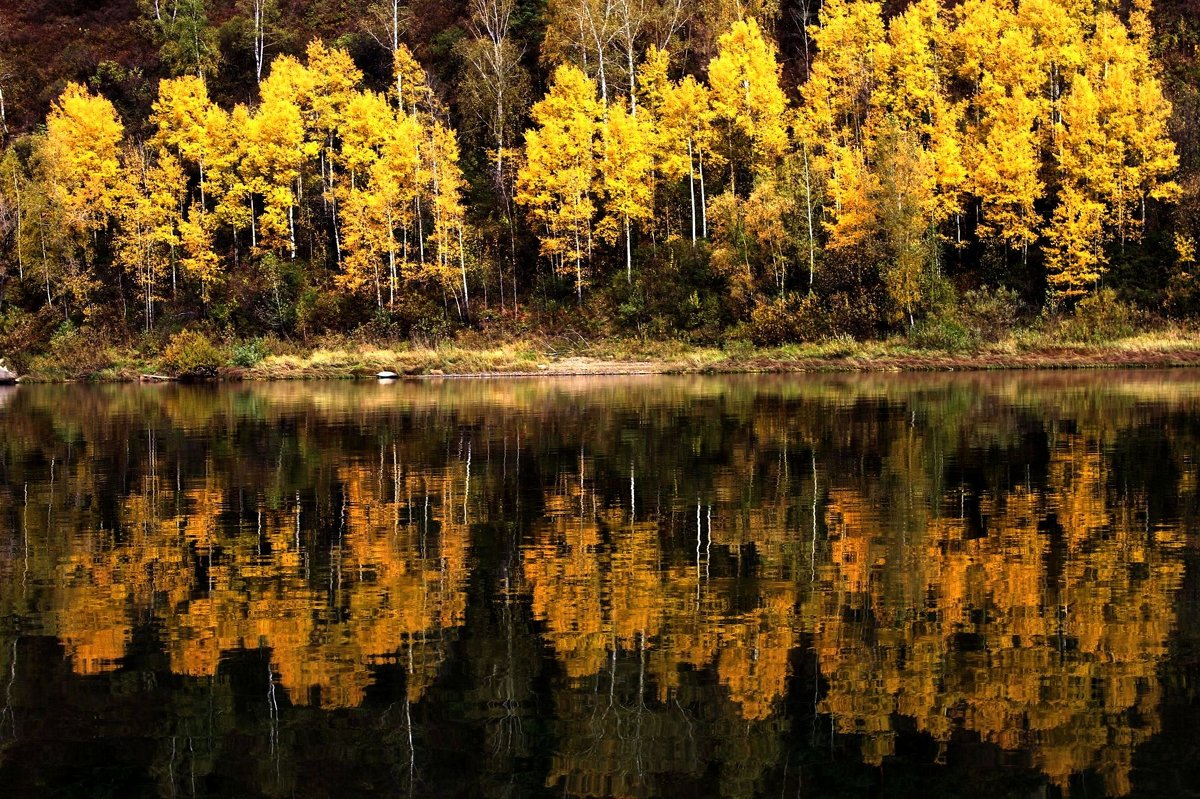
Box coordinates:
[1086,10,1179,247]
[1016,0,1089,142]
[516,64,604,303]
[295,41,362,265]
[114,146,183,329]
[742,177,797,297]
[1046,10,1179,300]
[151,76,228,207]
[211,104,255,248]
[0,146,25,285]
[8,144,70,309]
[394,43,433,117]
[600,100,655,282]
[869,0,965,318]
[335,89,394,308]
[873,123,939,326]
[1046,74,1110,298]
[874,0,965,220]
[177,202,221,297]
[823,141,878,253]
[243,65,311,258]
[427,121,472,318]
[801,0,885,148]
[951,0,1047,260]
[541,0,619,104]
[969,79,1044,257]
[150,75,230,294]
[643,50,720,242]
[707,18,789,180]
[373,113,424,303]
[41,83,126,312]
[799,0,885,289]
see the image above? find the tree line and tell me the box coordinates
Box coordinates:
[0,0,1191,349]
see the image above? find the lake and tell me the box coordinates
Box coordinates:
[1,374,1198,798]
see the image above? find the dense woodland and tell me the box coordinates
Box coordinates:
[0,0,1199,363]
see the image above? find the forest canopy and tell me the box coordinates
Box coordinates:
[0,0,1198,363]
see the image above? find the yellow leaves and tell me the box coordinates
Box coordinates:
[1046,184,1106,297]
[152,76,219,170]
[329,74,467,307]
[336,183,390,294]
[636,45,672,114]
[1043,10,1180,298]
[178,205,220,293]
[657,74,719,183]
[393,43,433,116]
[339,89,393,176]
[874,0,947,131]
[823,144,878,251]
[516,64,604,295]
[801,0,885,144]
[708,17,790,166]
[970,83,1043,249]
[302,40,363,135]
[1175,233,1197,267]
[427,121,470,293]
[43,82,125,236]
[114,146,184,320]
[600,101,655,239]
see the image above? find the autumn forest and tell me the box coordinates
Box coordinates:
[0,0,1198,367]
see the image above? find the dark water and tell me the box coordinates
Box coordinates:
[2,374,1200,799]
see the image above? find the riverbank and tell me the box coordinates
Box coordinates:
[13,328,1200,382]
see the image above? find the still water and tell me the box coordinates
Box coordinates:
[1,374,1199,798]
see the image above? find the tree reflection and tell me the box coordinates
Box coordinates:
[0,374,1197,797]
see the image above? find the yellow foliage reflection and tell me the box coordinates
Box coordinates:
[1,375,1197,798]
[43,454,470,709]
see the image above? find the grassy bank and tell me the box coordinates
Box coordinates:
[12,325,1200,382]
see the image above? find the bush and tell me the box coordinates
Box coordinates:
[745,292,883,346]
[1057,288,1139,343]
[747,297,805,345]
[0,306,62,373]
[1165,268,1200,319]
[600,240,727,341]
[25,321,118,379]
[296,286,350,338]
[960,286,1022,343]
[161,330,225,378]
[908,315,979,352]
[230,338,268,368]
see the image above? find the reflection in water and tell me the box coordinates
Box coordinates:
[0,374,1199,798]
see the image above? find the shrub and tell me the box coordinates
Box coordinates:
[0,306,62,373]
[908,315,978,352]
[1057,288,1139,343]
[747,297,804,346]
[26,321,118,379]
[230,338,268,368]
[161,330,225,378]
[746,292,884,346]
[960,286,1022,343]
[296,286,352,338]
[1165,268,1200,319]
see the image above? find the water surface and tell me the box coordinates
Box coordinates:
[1,374,1199,798]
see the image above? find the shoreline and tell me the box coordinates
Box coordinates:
[14,338,1200,383]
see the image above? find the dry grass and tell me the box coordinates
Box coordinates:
[244,342,545,379]
[19,324,1200,382]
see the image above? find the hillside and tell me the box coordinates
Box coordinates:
[2,0,1200,378]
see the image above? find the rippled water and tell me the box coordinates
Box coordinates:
[1,374,1199,798]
